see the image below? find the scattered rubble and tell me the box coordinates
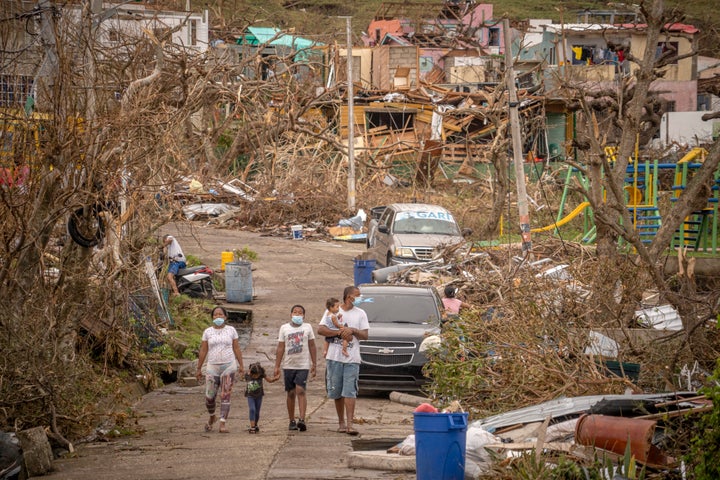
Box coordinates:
[371,392,711,476]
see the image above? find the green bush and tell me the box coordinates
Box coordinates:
[233,246,258,262]
[185,253,202,267]
[686,358,720,479]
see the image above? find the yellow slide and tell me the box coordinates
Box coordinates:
[531,202,591,233]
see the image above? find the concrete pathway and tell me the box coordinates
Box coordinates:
[36,225,419,480]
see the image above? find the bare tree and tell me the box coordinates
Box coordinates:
[0,0,246,440]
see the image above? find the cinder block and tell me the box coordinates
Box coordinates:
[347,450,415,472]
[180,377,199,387]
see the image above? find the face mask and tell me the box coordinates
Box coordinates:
[213,318,225,327]
[291,315,303,325]
[352,297,363,307]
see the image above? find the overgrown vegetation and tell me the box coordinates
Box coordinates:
[685,359,720,479]
[424,252,715,415]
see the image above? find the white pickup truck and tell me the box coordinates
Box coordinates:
[366,203,468,268]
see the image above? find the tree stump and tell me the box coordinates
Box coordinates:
[17,426,53,476]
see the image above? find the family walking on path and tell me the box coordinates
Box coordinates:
[194,285,368,436]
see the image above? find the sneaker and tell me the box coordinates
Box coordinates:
[288,420,298,431]
[297,419,307,432]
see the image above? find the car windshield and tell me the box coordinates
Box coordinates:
[392,211,460,235]
[357,294,440,325]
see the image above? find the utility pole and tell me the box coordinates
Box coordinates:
[503,19,532,254]
[33,0,59,111]
[339,16,356,212]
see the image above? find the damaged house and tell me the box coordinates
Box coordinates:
[324,1,541,183]
[519,11,706,156]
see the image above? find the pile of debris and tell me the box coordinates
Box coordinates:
[358,391,711,477]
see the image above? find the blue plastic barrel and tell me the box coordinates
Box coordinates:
[413,412,468,480]
[353,258,376,286]
[225,261,252,303]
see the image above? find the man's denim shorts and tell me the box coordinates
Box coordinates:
[168,260,186,275]
[325,360,359,399]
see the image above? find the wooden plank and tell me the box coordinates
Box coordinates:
[391,149,416,156]
[416,112,433,123]
[443,122,463,133]
[367,125,389,134]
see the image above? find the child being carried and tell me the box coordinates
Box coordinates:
[321,297,349,357]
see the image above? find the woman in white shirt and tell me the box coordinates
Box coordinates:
[195,306,245,433]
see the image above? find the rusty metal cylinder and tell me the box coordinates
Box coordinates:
[575,413,656,463]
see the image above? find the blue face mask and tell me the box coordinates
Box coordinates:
[291,315,303,325]
[213,318,225,327]
[352,297,363,307]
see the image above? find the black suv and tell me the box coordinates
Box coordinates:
[356,284,444,393]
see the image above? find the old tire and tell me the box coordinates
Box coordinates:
[68,205,106,248]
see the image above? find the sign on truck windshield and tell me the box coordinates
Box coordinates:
[393,211,460,236]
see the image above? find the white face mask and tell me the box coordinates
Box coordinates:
[213,318,225,326]
[291,315,303,325]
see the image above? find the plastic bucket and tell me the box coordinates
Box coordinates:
[291,225,303,240]
[353,258,376,286]
[225,261,253,303]
[413,412,468,480]
[220,251,234,272]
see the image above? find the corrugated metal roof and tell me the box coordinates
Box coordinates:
[543,22,699,34]
[238,27,323,49]
[474,392,697,432]
[635,304,683,331]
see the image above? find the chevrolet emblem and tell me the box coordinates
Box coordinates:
[378,348,394,354]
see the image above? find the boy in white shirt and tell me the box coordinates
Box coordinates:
[274,304,316,432]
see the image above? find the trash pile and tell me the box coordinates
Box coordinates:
[379,392,710,477]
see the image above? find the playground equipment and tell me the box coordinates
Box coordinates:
[531,202,590,233]
[670,148,719,252]
[535,147,719,254]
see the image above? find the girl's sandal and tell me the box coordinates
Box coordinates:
[204,415,217,432]
[218,419,229,433]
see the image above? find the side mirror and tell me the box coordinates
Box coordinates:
[378,224,389,234]
[461,228,473,237]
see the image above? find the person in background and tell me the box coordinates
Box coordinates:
[274,305,317,432]
[162,234,185,296]
[318,286,369,436]
[195,306,245,433]
[244,362,278,434]
[442,285,471,315]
